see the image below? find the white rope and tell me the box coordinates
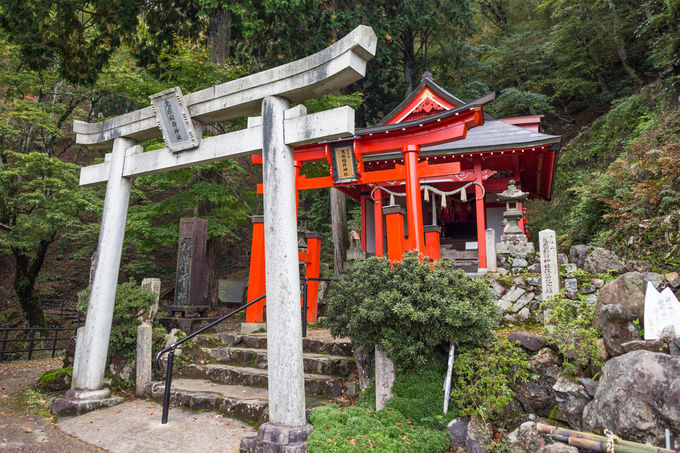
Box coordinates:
[370,181,485,204]
[604,429,619,453]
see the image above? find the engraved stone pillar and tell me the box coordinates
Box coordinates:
[485,228,497,273]
[175,218,208,308]
[136,322,153,396]
[141,278,161,322]
[375,347,395,410]
[539,229,560,300]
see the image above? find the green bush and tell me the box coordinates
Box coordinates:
[451,336,529,425]
[540,293,602,376]
[324,251,497,367]
[307,404,450,453]
[77,279,156,362]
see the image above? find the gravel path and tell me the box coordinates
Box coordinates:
[0,357,99,453]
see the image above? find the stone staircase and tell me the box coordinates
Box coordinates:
[145,329,356,425]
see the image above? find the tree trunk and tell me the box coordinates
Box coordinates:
[330,187,348,275]
[205,238,219,308]
[194,169,219,309]
[606,0,643,85]
[208,7,232,64]
[12,241,50,328]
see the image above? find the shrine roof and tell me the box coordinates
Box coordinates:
[377,73,466,125]
[355,92,495,137]
[420,119,561,155]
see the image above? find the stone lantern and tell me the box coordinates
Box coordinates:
[496,180,534,255]
[497,180,528,235]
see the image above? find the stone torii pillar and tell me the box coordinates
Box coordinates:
[52,28,378,442]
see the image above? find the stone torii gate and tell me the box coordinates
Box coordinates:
[53,25,377,451]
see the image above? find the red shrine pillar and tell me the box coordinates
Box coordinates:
[360,194,368,252]
[402,145,424,252]
[474,159,487,270]
[302,232,322,322]
[424,225,442,261]
[246,216,266,323]
[383,205,406,261]
[294,160,302,214]
[373,189,384,257]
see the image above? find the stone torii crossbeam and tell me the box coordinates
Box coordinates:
[53,25,377,451]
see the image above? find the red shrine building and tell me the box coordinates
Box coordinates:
[245,72,561,324]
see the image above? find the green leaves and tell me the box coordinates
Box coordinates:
[0,151,100,256]
[307,403,450,453]
[324,251,497,368]
[540,293,602,376]
[451,337,529,425]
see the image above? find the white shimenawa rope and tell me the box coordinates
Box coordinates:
[604,429,619,453]
[370,181,485,209]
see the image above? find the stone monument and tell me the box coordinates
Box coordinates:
[539,229,560,300]
[166,217,208,317]
[55,25,377,453]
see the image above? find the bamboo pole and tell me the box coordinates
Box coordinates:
[537,423,677,453]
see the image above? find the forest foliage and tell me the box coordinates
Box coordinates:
[1,0,679,326]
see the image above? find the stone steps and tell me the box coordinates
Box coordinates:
[198,346,356,377]
[208,333,354,357]
[149,328,356,426]
[181,363,344,398]
[145,379,328,425]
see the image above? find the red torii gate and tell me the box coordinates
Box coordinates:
[246,95,491,324]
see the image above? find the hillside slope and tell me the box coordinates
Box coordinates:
[528,82,680,271]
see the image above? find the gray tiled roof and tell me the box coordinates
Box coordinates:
[421,119,560,154]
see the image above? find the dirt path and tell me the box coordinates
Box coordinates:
[0,357,99,452]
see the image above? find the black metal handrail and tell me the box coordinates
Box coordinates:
[154,294,266,424]
[300,276,341,337]
[154,275,342,424]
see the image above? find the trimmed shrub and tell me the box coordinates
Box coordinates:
[324,251,497,367]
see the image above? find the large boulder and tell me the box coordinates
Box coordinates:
[466,416,491,453]
[508,332,548,352]
[569,245,592,269]
[594,272,664,356]
[512,348,562,416]
[505,421,542,453]
[593,304,639,357]
[582,350,680,447]
[447,417,469,450]
[552,377,592,430]
[583,247,626,274]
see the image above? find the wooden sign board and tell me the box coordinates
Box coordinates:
[149,87,200,152]
[330,141,358,184]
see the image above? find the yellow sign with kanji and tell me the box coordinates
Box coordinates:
[330,142,358,183]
